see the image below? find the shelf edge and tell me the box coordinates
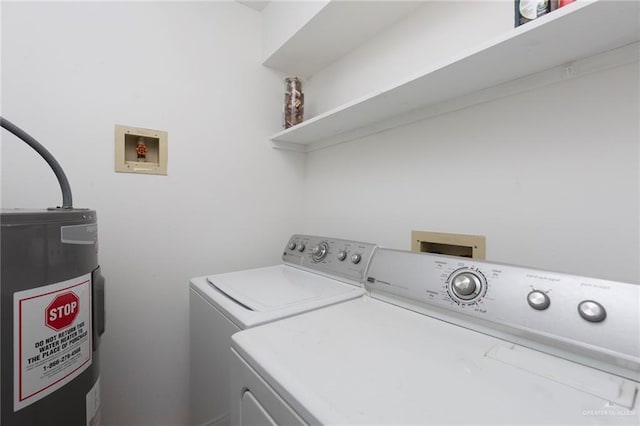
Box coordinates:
[271,43,639,153]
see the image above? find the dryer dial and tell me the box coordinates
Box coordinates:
[452,273,478,297]
[447,269,486,304]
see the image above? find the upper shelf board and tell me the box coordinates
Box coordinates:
[270,0,640,149]
[262,1,425,78]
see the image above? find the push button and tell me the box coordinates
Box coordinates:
[578,300,606,323]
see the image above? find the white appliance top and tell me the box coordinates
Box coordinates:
[189,234,377,329]
[190,265,362,329]
[232,296,640,425]
[231,248,639,424]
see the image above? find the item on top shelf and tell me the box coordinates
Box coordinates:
[283,77,304,129]
[559,0,575,7]
[515,0,552,27]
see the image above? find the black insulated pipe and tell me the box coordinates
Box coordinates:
[0,116,73,209]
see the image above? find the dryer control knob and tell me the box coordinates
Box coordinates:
[288,242,296,250]
[578,300,606,323]
[337,250,347,261]
[350,253,361,264]
[297,244,305,252]
[447,269,486,303]
[451,273,479,297]
[527,291,550,310]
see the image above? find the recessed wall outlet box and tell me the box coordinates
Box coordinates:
[412,230,486,259]
[115,124,167,175]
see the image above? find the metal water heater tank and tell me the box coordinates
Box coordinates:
[1,210,105,425]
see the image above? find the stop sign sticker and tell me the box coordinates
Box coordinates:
[14,274,92,412]
[46,292,80,331]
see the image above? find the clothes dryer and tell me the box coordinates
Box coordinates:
[230,248,639,425]
[189,234,376,426]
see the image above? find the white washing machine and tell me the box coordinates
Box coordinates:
[189,234,376,426]
[230,248,639,425]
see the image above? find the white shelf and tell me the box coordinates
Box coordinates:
[270,0,640,151]
[262,1,423,78]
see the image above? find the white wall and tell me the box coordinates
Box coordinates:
[305,1,512,116]
[1,2,305,425]
[302,3,639,284]
[261,0,329,61]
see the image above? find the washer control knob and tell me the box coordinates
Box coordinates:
[350,253,361,264]
[337,250,347,261]
[288,242,296,250]
[578,300,606,323]
[311,243,329,262]
[527,291,550,310]
[297,244,305,252]
[452,273,479,297]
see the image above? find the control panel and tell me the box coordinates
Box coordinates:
[366,248,640,379]
[282,235,376,285]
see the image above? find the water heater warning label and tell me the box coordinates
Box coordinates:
[14,274,92,411]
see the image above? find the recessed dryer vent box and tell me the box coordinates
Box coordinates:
[412,230,486,259]
[115,124,167,175]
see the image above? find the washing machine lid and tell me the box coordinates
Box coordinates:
[208,266,352,312]
[231,297,640,425]
[190,265,363,328]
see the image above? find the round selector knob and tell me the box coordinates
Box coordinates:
[288,242,296,250]
[527,290,550,310]
[297,244,305,252]
[311,242,329,262]
[350,253,361,264]
[578,300,606,323]
[448,269,485,302]
[452,273,479,297]
[337,250,347,261]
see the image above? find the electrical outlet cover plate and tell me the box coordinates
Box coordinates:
[114,124,168,175]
